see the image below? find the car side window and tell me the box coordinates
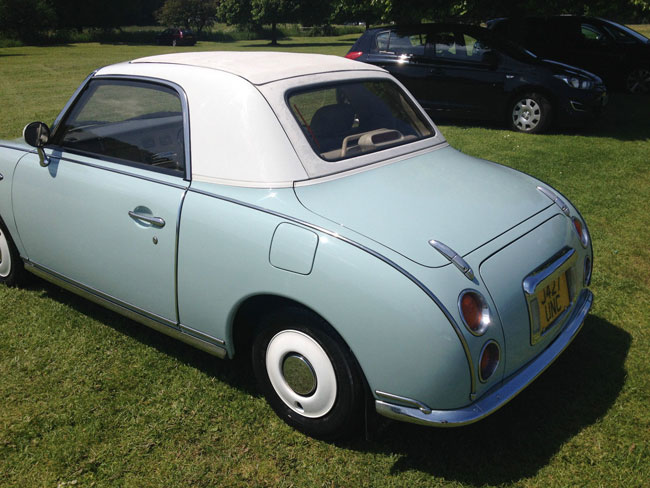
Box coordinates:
[52,79,186,176]
[581,23,606,42]
[375,31,390,51]
[427,31,459,59]
[387,32,425,55]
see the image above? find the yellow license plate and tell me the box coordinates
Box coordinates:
[537,272,570,332]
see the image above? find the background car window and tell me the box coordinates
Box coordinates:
[54,80,186,175]
[581,23,605,41]
[288,80,433,162]
[376,31,390,51]
[428,32,458,58]
[387,32,425,55]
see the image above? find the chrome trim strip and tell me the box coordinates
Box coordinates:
[24,260,227,359]
[376,289,592,427]
[537,186,570,217]
[25,260,177,328]
[375,390,432,414]
[180,323,226,346]
[188,186,477,394]
[128,210,166,228]
[41,153,188,190]
[174,189,188,324]
[429,240,475,281]
[523,247,576,295]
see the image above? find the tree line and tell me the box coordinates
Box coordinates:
[1,0,649,43]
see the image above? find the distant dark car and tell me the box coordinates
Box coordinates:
[156,28,197,46]
[346,24,608,133]
[488,16,650,94]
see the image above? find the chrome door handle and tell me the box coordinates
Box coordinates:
[128,210,165,228]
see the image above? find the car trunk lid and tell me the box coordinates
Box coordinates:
[294,146,552,267]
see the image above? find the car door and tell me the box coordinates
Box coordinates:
[12,78,189,324]
[365,30,432,104]
[421,29,506,118]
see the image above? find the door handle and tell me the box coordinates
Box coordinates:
[128,210,165,228]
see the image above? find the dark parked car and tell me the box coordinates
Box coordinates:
[488,16,650,94]
[346,24,608,133]
[156,28,197,46]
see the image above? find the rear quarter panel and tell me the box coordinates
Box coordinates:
[176,183,472,409]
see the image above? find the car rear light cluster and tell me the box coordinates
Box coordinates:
[345,51,363,60]
[479,341,500,382]
[458,290,492,336]
[572,217,589,248]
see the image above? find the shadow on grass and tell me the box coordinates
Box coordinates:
[341,314,630,485]
[30,277,629,485]
[433,92,650,141]
[29,277,259,397]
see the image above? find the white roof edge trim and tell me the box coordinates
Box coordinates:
[192,174,294,189]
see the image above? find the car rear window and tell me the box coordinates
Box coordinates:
[288,80,434,162]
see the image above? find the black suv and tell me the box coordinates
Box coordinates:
[488,16,650,94]
[346,24,608,133]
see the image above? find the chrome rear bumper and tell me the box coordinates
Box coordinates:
[376,289,593,427]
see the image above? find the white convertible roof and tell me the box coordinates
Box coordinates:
[130,51,384,85]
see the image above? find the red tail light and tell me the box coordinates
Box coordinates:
[479,341,500,382]
[572,217,589,248]
[459,291,491,335]
[345,51,363,60]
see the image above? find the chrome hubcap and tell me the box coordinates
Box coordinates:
[0,230,10,278]
[627,68,650,94]
[512,98,541,131]
[282,354,317,396]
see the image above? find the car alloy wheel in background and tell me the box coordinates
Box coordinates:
[626,67,650,94]
[510,93,552,133]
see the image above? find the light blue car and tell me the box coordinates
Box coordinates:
[0,52,593,439]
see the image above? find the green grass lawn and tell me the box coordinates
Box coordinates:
[1,36,649,487]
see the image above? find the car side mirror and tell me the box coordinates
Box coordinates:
[482,51,499,69]
[23,121,51,166]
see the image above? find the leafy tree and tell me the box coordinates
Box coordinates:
[250,0,298,44]
[331,0,384,28]
[156,0,218,34]
[218,0,253,25]
[0,0,57,41]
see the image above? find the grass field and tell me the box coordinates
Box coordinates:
[1,35,649,487]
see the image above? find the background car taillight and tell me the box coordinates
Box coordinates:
[572,217,589,248]
[479,341,500,382]
[459,290,491,335]
[345,51,363,60]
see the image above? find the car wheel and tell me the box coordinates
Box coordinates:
[252,307,365,439]
[509,92,552,133]
[625,67,650,94]
[0,217,25,286]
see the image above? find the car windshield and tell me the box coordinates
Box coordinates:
[600,19,649,43]
[288,80,434,162]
